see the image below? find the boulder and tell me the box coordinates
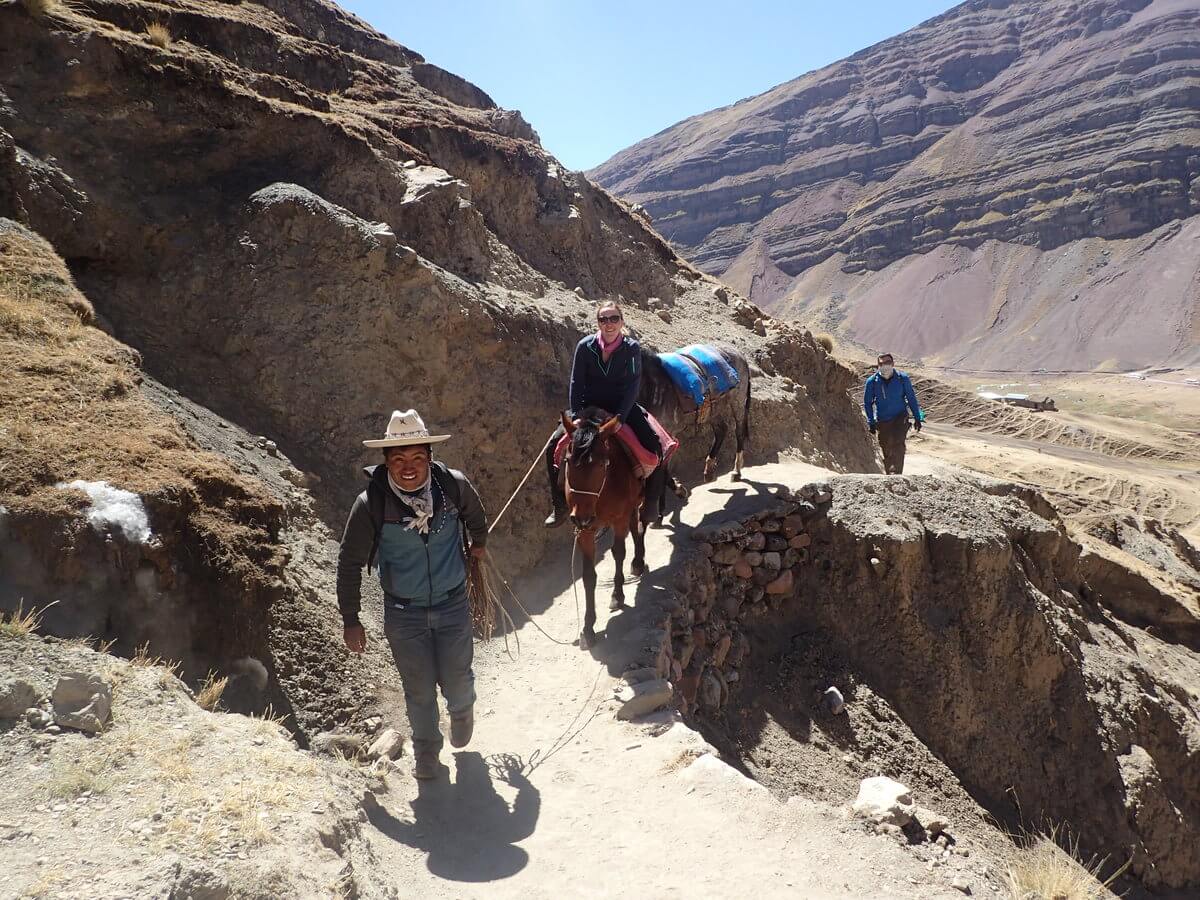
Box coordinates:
[614,678,673,720]
[0,678,40,718]
[51,672,112,733]
[732,559,753,579]
[852,776,915,826]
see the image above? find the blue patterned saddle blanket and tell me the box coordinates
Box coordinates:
[658,344,740,408]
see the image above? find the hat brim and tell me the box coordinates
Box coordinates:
[363,434,451,448]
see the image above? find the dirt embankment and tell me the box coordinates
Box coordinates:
[0,631,395,900]
[664,471,1200,894]
[0,221,289,706]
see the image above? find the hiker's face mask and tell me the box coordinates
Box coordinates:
[879,364,895,379]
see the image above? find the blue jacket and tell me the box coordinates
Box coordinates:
[863,370,921,426]
[569,334,641,421]
[336,463,488,622]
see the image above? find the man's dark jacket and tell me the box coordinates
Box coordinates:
[336,462,487,626]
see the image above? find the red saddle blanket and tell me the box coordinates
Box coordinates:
[554,412,678,480]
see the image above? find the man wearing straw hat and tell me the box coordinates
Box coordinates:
[337,409,489,780]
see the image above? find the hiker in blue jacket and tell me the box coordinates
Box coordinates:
[543,301,663,528]
[863,352,922,474]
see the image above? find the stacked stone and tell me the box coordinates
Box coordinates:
[661,482,834,716]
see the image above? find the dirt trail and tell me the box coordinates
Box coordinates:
[914,422,1200,537]
[356,461,966,899]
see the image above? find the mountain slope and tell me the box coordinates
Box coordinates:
[591,0,1200,368]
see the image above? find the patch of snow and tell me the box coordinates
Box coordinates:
[57,480,152,543]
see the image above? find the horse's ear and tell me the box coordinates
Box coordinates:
[561,411,576,434]
[599,416,622,436]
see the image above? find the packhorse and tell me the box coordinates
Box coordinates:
[639,343,752,519]
[560,408,647,649]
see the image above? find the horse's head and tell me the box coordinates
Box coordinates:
[562,408,621,530]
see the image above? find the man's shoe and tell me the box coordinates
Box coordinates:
[543,506,569,529]
[450,708,474,749]
[414,750,442,780]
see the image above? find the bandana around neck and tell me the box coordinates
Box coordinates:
[597,331,623,355]
[387,471,434,534]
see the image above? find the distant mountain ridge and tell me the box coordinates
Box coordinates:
[590,0,1200,369]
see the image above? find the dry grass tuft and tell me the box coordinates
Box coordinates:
[0,600,47,638]
[196,670,229,711]
[145,21,171,47]
[1005,826,1129,900]
[814,332,836,353]
[131,642,180,675]
[45,758,112,799]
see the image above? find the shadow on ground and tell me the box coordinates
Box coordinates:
[366,751,540,883]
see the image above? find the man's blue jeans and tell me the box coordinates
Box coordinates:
[383,587,475,755]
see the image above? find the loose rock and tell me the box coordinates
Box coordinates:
[51,672,112,733]
[823,686,846,715]
[614,678,673,720]
[366,728,405,761]
[0,679,41,718]
[852,776,915,826]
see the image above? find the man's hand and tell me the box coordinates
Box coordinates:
[868,422,877,434]
[470,545,487,560]
[343,624,366,654]
[913,419,922,433]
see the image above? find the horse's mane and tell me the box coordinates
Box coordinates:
[570,407,609,465]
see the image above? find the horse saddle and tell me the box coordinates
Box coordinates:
[554,412,678,480]
[658,344,740,424]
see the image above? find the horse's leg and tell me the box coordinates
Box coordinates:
[609,522,628,611]
[630,508,647,578]
[577,529,599,648]
[705,420,728,482]
[733,379,750,482]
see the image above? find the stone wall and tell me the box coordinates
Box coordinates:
[652,482,834,717]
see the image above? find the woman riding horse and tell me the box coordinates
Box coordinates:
[544,301,664,528]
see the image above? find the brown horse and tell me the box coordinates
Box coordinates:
[561,408,647,649]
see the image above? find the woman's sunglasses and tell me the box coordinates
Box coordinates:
[597,314,622,324]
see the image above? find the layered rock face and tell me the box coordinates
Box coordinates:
[0,0,876,577]
[591,0,1200,368]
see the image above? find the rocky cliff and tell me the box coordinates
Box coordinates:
[0,0,877,586]
[591,0,1200,369]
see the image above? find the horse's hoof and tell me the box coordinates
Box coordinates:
[630,561,646,577]
[731,472,742,482]
[609,597,624,612]
[579,631,596,650]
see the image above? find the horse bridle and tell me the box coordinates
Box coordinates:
[563,450,609,528]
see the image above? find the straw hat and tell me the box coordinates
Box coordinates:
[362,409,451,448]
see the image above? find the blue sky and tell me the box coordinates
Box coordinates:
[340,2,960,171]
